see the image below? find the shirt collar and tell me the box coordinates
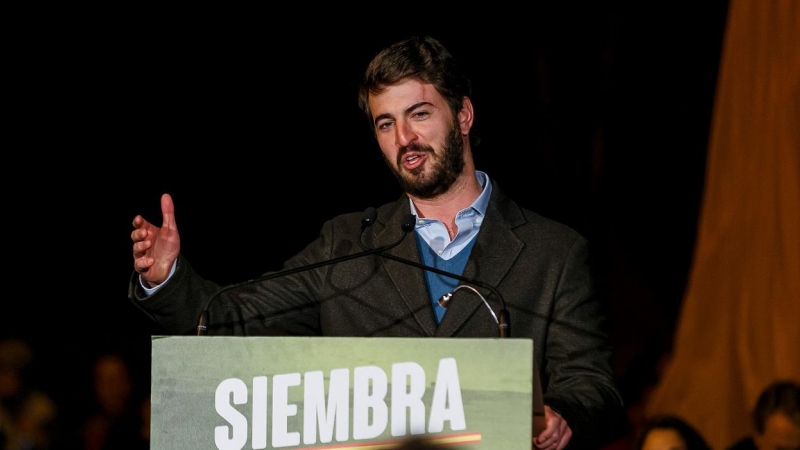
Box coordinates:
[409,170,492,220]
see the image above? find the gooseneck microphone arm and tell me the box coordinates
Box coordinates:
[196,208,414,336]
[376,251,511,338]
[357,223,510,338]
[439,285,499,325]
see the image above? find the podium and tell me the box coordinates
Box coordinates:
[150,336,539,449]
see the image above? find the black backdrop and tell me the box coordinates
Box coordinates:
[6,3,730,428]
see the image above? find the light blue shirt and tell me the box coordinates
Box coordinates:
[411,170,491,261]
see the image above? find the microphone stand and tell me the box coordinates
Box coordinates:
[439,284,500,326]
[196,210,414,336]
[376,252,510,338]
[356,215,510,338]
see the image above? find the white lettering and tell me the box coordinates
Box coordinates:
[303,368,350,445]
[352,366,388,440]
[252,376,268,449]
[215,378,248,450]
[272,373,301,448]
[391,362,426,437]
[428,358,466,432]
[212,358,466,449]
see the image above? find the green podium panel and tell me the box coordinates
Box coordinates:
[151,336,533,450]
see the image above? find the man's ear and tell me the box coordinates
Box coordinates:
[458,96,474,134]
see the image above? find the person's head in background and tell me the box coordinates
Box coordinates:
[0,338,32,401]
[92,353,134,417]
[635,415,711,450]
[0,338,58,450]
[393,436,443,449]
[751,380,800,450]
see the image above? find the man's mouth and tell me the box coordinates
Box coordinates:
[401,152,426,170]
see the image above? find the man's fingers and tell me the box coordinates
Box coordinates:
[134,257,153,273]
[133,239,151,257]
[557,428,572,449]
[131,226,149,242]
[160,193,177,231]
[533,406,572,450]
[534,429,558,449]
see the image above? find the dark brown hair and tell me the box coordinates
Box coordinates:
[634,414,711,450]
[752,380,800,434]
[357,35,474,144]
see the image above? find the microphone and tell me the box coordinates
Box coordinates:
[360,206,378,230]
[438,285,509,337]
[359,230,510,338]
[196,209,415,336]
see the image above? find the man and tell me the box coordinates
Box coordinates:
[130,35,623,449]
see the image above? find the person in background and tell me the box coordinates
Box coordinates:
[394,436,444,449]
[600,346,673,450]
[129,35,623,449]
[634,415,711,450]
[71,352,149,450]
[0,339,59,450]
[727,380,800,450]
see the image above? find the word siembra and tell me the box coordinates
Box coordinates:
[215,357,466,450]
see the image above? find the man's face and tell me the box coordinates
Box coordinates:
[368,79,466,199]
[754,412,800,450]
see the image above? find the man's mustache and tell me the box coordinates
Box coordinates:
[397,144,433,165]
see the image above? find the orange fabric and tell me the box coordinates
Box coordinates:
[645,1,800,449]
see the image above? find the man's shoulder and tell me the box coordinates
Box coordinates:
[515,208,589,254]
[326,196,409,229]
[491,188,586,244]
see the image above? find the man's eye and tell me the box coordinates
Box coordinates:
[412,111,429,119]
[377,122,392,131]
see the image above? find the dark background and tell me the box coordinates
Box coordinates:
[6,2,730,435]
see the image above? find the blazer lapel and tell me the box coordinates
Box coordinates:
[372,200,438,336]
[435,185,525,337]
[369,182,526,338]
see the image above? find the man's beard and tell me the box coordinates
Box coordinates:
[383,120,465,199]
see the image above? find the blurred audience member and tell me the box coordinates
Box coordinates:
[0,338,59,450]
[75,352,149,450]
[728,380,800,450]
[601,346,672,449]
[394,436,443,449]
[635,414,711,450]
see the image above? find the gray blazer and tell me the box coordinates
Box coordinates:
[129,180,623,448]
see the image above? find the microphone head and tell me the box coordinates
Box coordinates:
[361,207,378,230]
[401,214,416,233]
[438,292,453,308]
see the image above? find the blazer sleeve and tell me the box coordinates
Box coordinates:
[541,236,624,448]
